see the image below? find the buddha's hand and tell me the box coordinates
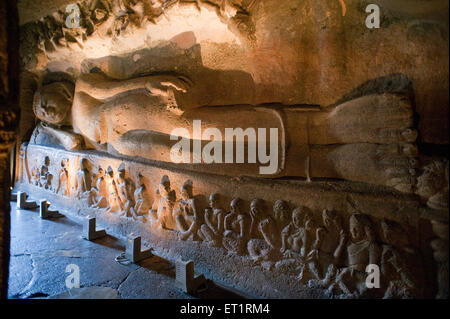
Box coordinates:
[145,75,192,96]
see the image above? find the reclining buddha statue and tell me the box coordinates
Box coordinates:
[30,71,418,193]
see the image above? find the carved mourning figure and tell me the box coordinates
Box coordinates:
[74,157,90,198]
[200,193,225,247]
[273,200,291,234]
[150,175,176,230]
[331,213,381,298]
[294,211,321,283]
[416,159,449,210]
[307,209,346,286]
[280,206,312,259]
[247,199,282,266]
[174,180,203,241]
[31,166,40,186]
[116,163,135,217]
[223,198,251,256]
[38,156,52,189]
[31,72,419,193]
[129,173,150,222]
[106,166,121,213]
[88,166,108,209]
[380,219,421,299]
[56,159,70,195]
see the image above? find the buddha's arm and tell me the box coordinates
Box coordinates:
[75,73,190,101]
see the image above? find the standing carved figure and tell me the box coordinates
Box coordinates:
[150,175,176,230]
[19,142,30,183]
[56,159,70,195]
[223,198,251,256]
[200,193,225,247]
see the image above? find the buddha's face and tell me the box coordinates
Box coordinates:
[33,82,73,125]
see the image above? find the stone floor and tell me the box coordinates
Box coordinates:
[7,203,247,299]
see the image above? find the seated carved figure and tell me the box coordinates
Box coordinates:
[307,209,346,286]
[74,158,90,198]
[31,71,419,192]
[247,199,282,266]
[276,206,315,275]
[200,193,225,247]
[105,166,121,213]
[174,180,203,241]
[223,198,251,256]
[273,200,291,234]
[88,166,108,209]
[129,173,150,222]
[380,219,421,299]
[150,175,176,230]
[116,163,135,217]
[38,156,52,190]
[331,213,381,298]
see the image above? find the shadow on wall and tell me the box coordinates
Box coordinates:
[80,32,257,109]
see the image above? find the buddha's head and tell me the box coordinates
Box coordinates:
[33,81,74,125]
